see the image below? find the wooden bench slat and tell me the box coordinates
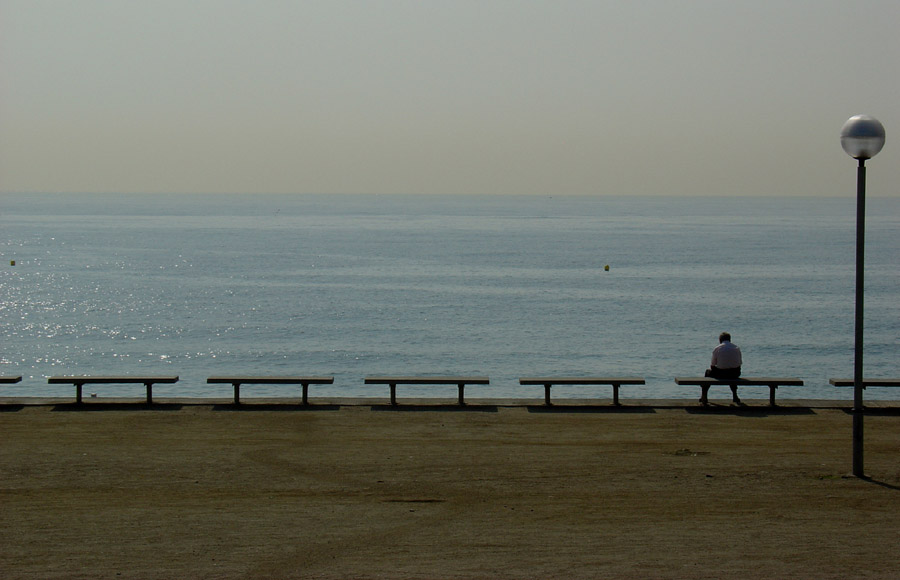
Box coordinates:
[518,377,645,385]
[207,376,334,384]
[518,377,645,405]
[363,376,490,406]
[48,376,179,384]
[364,376,490,385]
[206,376,335,404]
[829,378,900,388]
[1,376,23,384]
[674,377,804,386]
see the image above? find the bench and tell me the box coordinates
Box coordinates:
[1,376,23,384]
[363,376,490,406]
[206,376,335,404]
[518,377,645,406]
[674,377,804,406]
[829,378,900,389]
[47,376,179,404]
[829,378,900,402]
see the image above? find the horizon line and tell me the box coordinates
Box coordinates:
[2,190,893,198]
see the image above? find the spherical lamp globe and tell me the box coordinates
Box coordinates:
[841,115,886,160]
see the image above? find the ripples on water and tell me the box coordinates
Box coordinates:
[2,193,899,400]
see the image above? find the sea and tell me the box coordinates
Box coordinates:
[2,193,899,401]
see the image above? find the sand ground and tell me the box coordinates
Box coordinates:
[1,397,899,579]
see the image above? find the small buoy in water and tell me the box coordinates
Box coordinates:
[10,260,14,266]
[604,264,610,272]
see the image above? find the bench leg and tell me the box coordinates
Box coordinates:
[390,384,397,406]
[768,385,777,407]
[458,384,465,406]
[544,384,552,406]
[76,383,83,404]
[145,382,153,405]
[302,383,309,405]
[233,383,241,405]
[700,385,710,405]
[613,384,621,406]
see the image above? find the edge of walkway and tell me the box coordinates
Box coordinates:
[0,396,875,410]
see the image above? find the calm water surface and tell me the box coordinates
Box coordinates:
[2,193,899,400]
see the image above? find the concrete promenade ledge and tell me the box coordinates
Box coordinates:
[2,401,899,579]
[0,396,882,409]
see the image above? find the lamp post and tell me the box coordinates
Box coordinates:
[840,114,886,478]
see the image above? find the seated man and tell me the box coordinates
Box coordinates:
[704,332,743,403]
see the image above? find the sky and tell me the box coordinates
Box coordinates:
[1,0,898,196]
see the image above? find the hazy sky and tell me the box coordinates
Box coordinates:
[2,0,897,196]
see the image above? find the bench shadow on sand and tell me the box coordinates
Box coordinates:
[51,403,184,412]
[370,404,499,413]
[685,404,815,416]
[841,407,900,417]
[211,403,342,412]
[526,404,656,414]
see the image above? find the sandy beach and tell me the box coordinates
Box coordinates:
[2,397,899,579]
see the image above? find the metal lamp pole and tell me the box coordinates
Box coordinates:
[840,114,886,478]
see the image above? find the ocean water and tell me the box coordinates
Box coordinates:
[2,193,899,401]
